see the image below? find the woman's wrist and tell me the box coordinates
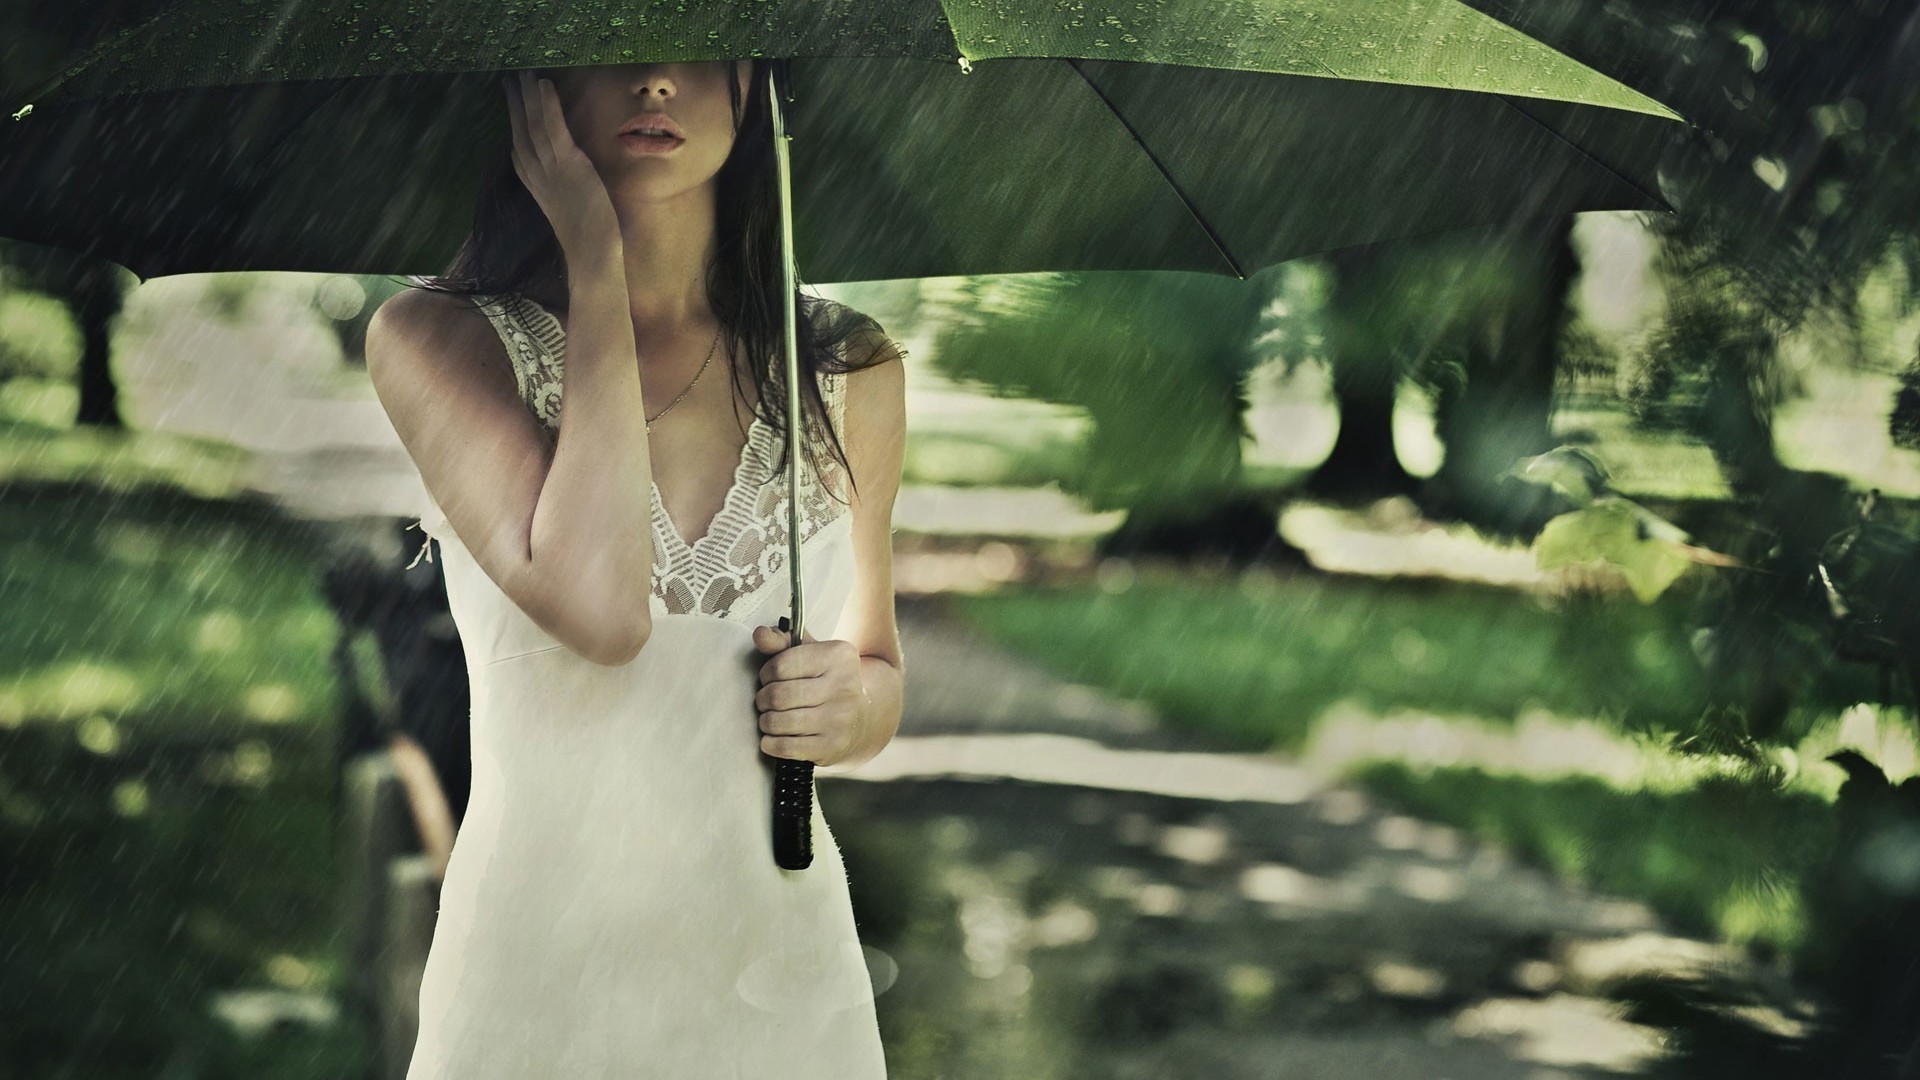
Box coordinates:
[560,229,623,277]
[829,655,903,772]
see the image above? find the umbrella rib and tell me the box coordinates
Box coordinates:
[1063,58,1246,281]
[1491,94,1677,214]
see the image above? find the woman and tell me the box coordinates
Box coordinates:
[364,59,905,1077]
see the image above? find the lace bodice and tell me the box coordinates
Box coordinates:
[409,291,854,624]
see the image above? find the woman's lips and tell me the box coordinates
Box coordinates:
[618,132,684,153]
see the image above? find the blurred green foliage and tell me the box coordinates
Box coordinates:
[919,269,1277,522]
[951,573,1720,753]
[0,460,364,1077]
[0,289,79,383]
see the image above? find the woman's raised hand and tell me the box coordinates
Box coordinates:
[505,70,620,256]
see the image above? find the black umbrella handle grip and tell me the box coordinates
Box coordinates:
[772,758,814,870]
[771,614,814,870]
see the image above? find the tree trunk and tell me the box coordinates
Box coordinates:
[1,247,130,429]
[1305,247,1418,502]
[1701,337,1787,499]
[1419,216,1576,537]
[1092,354,1310,567]
[70,263,126,429]
[1305,349,1419,501]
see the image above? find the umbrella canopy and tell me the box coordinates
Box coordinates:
[3,0,1686,283]
[0,0,1688,868]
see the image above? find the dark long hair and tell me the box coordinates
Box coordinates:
[405,58,897,504]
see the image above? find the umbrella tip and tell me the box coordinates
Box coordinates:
[10,103,31,122]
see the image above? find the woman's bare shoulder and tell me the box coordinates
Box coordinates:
[373,287,494,348]
[364,288,531,471]
[368,288,514,388]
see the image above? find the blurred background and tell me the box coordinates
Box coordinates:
[4,3,1920,1080]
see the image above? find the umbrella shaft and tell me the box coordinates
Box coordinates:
[768,62,814,873]
[772,65,804,647]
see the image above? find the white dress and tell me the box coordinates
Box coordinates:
[402,292,885,1079]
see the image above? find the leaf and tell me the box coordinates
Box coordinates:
[1507,446,1613,506]
[1534,498,1695,603]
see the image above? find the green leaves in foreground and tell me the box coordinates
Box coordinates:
[1535,498,1697,603]
[1513,446,1743,603]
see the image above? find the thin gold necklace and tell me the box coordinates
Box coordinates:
[644,326,722,432]
[541,273,722,433]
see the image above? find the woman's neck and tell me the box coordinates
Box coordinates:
[520,183,731,351]
[612,201,720,335]
[525,218,722,339]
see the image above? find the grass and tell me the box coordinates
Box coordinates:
[948,571,1714,753]
[0,417,369,1079]
[0,479,340,731]
[0,408,257,499]
[902,430,1087,489]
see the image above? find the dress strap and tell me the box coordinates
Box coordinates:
[474,293,565,434]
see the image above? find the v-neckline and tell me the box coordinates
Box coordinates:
[512,294,772,558]
[649,415,770,557]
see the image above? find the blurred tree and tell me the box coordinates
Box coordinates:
[1469,0,1920,497]
[1424,217,1581,536]
[1615,0,1920,771]
[2,2,178,428]
[1453,0,1920,751]
[1311,217,1584,537]
[1460,1,1920,1071]
[1892,339,1920,451]
[922,268,1307,563]
[1303,245,1421,504]
[1,246,135,428]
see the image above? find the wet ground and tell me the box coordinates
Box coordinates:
[816,595,1757,1080]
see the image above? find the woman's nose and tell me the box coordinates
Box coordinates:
[629,69,674,98]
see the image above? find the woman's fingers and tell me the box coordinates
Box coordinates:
[760,734,818,763]
[503,77,533,185]
[522,71,551,164]
[756,676,827,713]
[501,67,619,252]
[528,72,576,167]
[535,75,579,162]
[758,706,820,736]
[521,70,555,166]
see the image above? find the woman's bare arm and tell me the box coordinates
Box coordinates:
[821,331,909,772]
[366,274,655,666]
[529,247,657,658]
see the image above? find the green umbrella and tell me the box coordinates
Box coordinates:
[5,2,1684,279]
[3,0,1689,868]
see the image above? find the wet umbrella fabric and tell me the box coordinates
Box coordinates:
[3,0,1684,280]
[1,0,1688,869]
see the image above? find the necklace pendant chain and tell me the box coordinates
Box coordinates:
[645,326,723,432]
